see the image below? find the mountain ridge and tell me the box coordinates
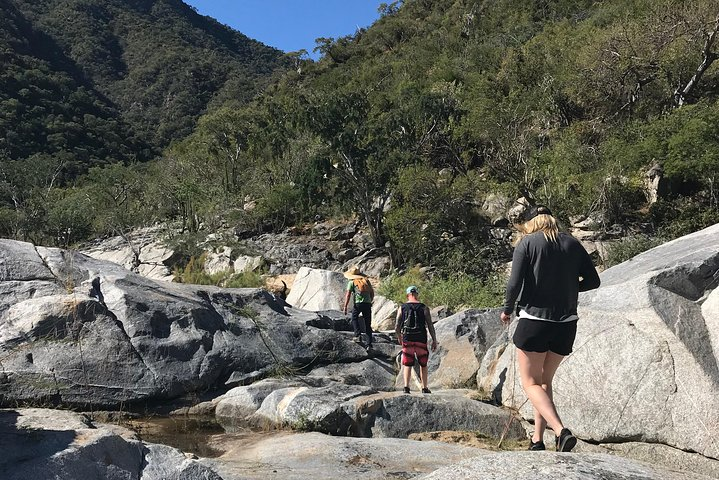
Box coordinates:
[2,0,290,160]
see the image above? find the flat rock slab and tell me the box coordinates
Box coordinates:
[350,390,526,440]
[418,451,713,480]
[201,431,484,480]
[308,357,397,391]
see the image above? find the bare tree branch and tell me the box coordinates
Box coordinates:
[674,13,719,107]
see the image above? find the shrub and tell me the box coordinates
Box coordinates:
[173,254,225,285]
[173,253,266,288]
[246,184,303,232]
[427,274,505,310]
[650,198,719,239]
[164,231,206,267]
[377,268,425,304]
[224,270,265,288]
[378,268,505,311]
[605,235,664,268]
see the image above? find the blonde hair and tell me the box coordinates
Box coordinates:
[518,214,560,243]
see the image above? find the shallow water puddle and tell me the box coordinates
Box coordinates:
[124,416,229,458]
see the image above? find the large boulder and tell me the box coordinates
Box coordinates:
[351,390,525,440]
[247,380,377,435]
[480,223,719,461]
[429,309,505,390]
[233,255,265,273]
[0,239,373,408]
[215,378,306,426]
[307,358,397,391]
[203,246,233,275]
[371,295,399,331]
[286,267,345,311]
[0,408,222,480]
[481,192,513,224]
[342,249,391,278]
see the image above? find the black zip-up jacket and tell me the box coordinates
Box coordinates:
[502,232,601,322]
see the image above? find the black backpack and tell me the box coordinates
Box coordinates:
[401,303,426,335]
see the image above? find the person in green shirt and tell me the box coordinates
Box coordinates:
[342,265,374,349]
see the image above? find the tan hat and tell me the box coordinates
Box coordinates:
[343,265,365,279]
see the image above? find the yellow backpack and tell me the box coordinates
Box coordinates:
[353,277,372,299]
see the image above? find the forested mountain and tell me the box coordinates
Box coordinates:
[4,0,289,151]
[0,0,289,242]
[2,0,718,283]
[160,0,718,276]
[0,0,148,169]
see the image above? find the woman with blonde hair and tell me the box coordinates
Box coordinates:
[500,205,600,452]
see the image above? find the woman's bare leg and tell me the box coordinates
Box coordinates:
[517,349,566,437]
[529,351,565,441]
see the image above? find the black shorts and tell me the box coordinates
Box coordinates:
[512,318,578,356]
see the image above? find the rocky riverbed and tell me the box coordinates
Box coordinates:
[2,223,719,478]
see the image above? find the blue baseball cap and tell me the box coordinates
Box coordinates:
[406,285,419,295]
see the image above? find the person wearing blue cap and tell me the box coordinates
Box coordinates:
[395,285,437,394]
[501,204,600,452]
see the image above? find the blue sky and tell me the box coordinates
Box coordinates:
[184,0,385,59]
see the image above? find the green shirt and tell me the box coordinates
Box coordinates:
[346,279,372,304]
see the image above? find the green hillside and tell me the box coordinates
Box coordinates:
[9,0,289,148]
[0,1,147,167]
[0,0,289,243]
[159,0,718,273]
[3,0,718,279]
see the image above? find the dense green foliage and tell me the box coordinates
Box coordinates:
[377,268,505,310]
[0,2,147,165]
[9,0,288,148]
[158,0,717,277]
[3,0,719,279]
[0,0,289,244]
[173,253,265,288]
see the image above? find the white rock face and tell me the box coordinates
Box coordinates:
[702,287,719,363]
[480,222,719,461]
[286,267,346,311]
[204,246,233,275]
[80,227,175,281]
[233,255,264,273]
[371,295,399,331]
